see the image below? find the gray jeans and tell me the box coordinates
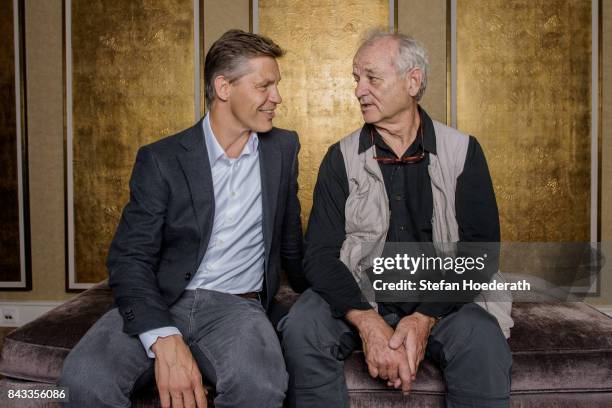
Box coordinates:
[279,289,512,408]
[58,289,288,408]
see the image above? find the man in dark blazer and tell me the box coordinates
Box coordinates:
[58,30,307,408]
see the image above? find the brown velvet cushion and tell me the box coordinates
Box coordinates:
[1,281,611,405]
[0,281,114,382]
[343,302,612,397]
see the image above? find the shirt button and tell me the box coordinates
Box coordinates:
[218,239,224,245]
[231,192,236,198]
[185,272,192,280]
[399,226,406,231]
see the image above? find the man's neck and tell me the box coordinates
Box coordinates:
[373,106,420,157]
[209,108,252,159]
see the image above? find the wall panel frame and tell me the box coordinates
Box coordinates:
[256,0,392,224]
[450,0,599,244]
[63,0,252,290]
[0,0,31,290]
[449,0,601,294]
[63,0,201,290]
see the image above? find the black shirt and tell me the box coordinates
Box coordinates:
[303,107,500,318]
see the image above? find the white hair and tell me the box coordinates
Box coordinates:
[357,29,429,101]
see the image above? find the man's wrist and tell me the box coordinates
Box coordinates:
[151,333,183,355]
[411,312,438,331]
[346,308,383,332]
[139,327,182,358]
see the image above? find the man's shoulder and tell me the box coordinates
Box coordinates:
[140,122,201,156]
[432,120,469,142]
[340,127,363,141]
[264,126,299,150]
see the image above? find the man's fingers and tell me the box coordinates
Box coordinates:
[398,360,413,394]
[170,391,184,408]
[194,388,207,408]
[386,360,400,383]
[193,379,208,408]
[156,363,171,408]
[159,389,171,408]
[404,334,418,378]
[378,367,389,380]
[182,389,197,408]
[388,327,406,350]
[387,378,401,388]
[415,345,425,378]
[367,362,379,378]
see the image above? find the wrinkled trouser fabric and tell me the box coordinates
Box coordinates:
[58,289,287,408]
[279,289,512,408]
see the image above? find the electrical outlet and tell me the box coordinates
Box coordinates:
[1,307,18,325]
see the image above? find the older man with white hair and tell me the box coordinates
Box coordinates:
[279,30,512,408]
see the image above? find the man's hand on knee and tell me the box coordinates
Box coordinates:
[346,309,413,393]
[389,312,436,384]
[152,334,208,408]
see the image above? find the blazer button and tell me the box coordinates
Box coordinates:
[124,308,135,320]
[185,272,192,280]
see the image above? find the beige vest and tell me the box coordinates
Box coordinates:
[338,121,514,338]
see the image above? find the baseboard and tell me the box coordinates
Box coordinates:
[594,305,612,317]
[0,301,65,327]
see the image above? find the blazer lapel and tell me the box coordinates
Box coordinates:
[177,119,215,264]
[258,131,282,260]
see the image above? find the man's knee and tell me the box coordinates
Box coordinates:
[279,289,338,351]
[434,304,512,398]
[446,304,511,363]
[57,309,151,407]
[58,350,126,407]
[216,344,288,406]
[279,289,352,390]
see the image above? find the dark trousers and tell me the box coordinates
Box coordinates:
[58,289,287,408]
[279,289,512,408]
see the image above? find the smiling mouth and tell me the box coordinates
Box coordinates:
[259,108,276,119]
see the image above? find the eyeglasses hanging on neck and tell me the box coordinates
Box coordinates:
[370,117,426,164]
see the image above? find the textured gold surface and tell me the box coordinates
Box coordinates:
[201,0,251,115]
[0,0,20,282]
[456,0,592,242]
[398,0,448,123]
[260,0,389,225]
[71,0,195,284]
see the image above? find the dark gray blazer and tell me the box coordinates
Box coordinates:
[107,118,306,335]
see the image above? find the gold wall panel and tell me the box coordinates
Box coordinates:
[259,0,389,224]
[0,0,20,283]
[589,0,612,305]
[202,0,251,115]
[398,0,447,123]
[70,0,195,285]
[456,0,592,242]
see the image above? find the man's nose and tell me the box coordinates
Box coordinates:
[355,80,368,99]
[269,85,282,104]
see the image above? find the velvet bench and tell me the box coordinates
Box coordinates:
[1,281,611,407]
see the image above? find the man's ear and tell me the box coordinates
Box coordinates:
[405,68,423,99]
[214,75,231,102]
